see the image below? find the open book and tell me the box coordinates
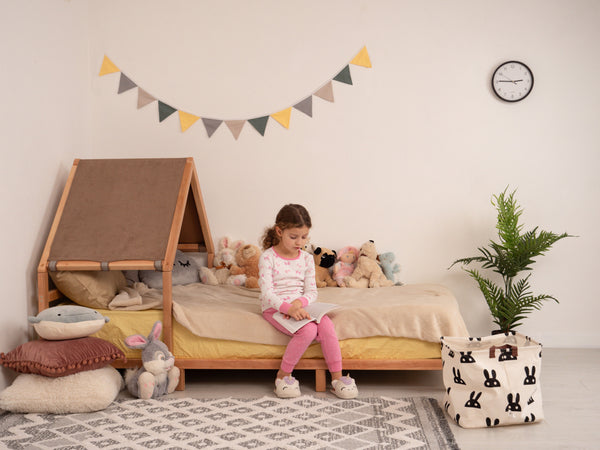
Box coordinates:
[273,302,339,334]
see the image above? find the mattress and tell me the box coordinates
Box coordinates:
[92,308,442,361]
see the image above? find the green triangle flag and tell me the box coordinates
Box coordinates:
[248,116,269,136]
[158,101,177,122]
[333,65,353,85]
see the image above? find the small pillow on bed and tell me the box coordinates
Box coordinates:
[0,337,125,377]
[139,250,200,289]
[0,365,123,414]
[49,270,127,309]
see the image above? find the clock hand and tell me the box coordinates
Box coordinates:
[498,79,524,84]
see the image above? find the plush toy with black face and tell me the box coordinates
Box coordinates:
[311,246,338,288]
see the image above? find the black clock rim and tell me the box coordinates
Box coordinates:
[491,60,534,102]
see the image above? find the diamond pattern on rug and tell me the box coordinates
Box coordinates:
[0,396,458,449]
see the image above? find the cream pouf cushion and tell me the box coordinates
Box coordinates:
[0,365,123,414]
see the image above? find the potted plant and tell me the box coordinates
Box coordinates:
[450,187,573,333]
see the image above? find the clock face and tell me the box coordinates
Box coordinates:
[492,61,534,102]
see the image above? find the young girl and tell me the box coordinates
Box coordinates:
[258,204,358,399]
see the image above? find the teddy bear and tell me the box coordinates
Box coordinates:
[229,244,261,288]
[124,321,180,399]
[332,246,359,287]
[311,245,338,288]
[199,237,244,285]
[344,240,394,288]
[379,251,401,284]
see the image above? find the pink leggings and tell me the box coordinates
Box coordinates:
[263,309,343,374]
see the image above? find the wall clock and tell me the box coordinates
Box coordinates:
[491,61,534,102]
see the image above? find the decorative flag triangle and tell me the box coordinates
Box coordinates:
[137,88,156,109]
[99,55,120,76]
[202,118,223,138]
[333,65,353,85]
[271,108,292,129]
[248,116,269,136]
[314,82,334,102]
[350,46,372,68]
[225,120,245,140]
[118,73,137,94]
[158,101,177,122]
[293,96,313,117]
[179,111,200,132]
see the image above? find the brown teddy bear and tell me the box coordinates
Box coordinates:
[229,244,261,289]
[311,245,338,288]
[344,240,394,288]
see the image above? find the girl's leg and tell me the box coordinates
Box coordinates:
[315,315,343,379]
[263,310,318,375]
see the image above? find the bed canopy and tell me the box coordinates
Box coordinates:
[37,157,214,348]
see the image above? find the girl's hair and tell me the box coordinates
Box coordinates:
[261,204,312,250]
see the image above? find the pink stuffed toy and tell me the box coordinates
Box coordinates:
[333,246,359,287]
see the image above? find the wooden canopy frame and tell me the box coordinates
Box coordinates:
[37,157,215,351]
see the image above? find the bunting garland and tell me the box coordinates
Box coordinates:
[98,46,372,140]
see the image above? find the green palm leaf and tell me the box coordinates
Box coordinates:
[450,187,573,332]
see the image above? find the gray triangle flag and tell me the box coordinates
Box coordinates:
[293,96,313,117]
[118,73,137,94]
[202,118,223,138]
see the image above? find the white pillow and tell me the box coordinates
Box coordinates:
[0,365,123,414]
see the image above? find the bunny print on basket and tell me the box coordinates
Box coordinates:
[124,321,180,399]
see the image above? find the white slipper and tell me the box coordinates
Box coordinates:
[331,375,358,399]
[274,376,301,398]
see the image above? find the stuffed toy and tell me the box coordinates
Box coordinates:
[332,246,360,287]
[139,250,200,289]
[344,240,394,288]
[311,245,338,288]
[199,237,244,285]
[229,244,261,288]
[379,251,401,284]
[124,321,180,399]
[28,305,109,340]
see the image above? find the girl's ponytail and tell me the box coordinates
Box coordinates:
[261,226,279,250]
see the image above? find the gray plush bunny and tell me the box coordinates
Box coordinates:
[124,321,180,399]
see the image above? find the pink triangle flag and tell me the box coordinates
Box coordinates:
[314,82,334,102]
[225,120,245,140]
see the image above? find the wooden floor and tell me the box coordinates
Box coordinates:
[164,348,600,449]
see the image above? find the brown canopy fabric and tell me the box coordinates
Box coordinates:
[48,158,197,264]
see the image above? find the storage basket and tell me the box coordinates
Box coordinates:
[441,332,543,428]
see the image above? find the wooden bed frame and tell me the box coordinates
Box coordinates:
[37,157,442,392]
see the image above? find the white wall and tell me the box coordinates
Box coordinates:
[1,0,599,389]
[88,0,600,346]
[0,0,91,388]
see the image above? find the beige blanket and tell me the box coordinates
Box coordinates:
[137,283,468,346]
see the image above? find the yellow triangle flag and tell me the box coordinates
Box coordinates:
[99,55,120,76]
[271,107,292,129]
[178,111,200,132]
[350,46,372,68]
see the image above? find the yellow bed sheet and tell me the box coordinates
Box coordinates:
[92,308,441,361]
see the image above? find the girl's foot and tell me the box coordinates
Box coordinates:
[331,375,358,399]
[274,376,301,398]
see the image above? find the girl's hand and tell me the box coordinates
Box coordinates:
[287,301,311,321]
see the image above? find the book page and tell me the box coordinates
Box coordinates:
[272,303,339,334]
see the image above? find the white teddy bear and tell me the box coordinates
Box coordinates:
[199,237,245,286]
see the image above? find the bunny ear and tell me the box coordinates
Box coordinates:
[231,240,244,250]
[219,236,231,250]
[149,321,162,341]
[124,334,148,349]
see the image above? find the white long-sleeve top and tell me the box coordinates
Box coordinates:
[258,247,318,313]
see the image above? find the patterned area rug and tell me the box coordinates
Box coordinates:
[0,396,458,449]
